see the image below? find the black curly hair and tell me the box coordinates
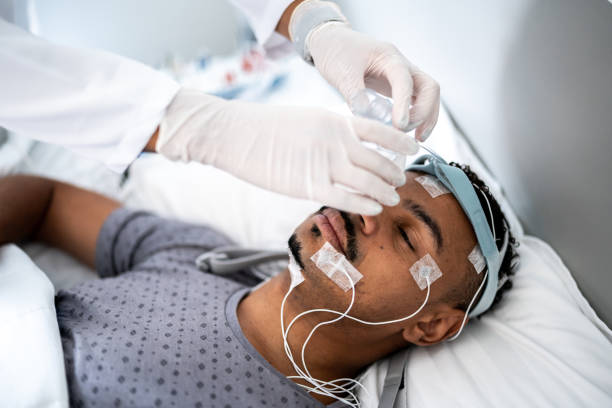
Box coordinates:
[440,162,520,317]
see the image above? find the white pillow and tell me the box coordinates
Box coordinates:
[121,157,320,250]
[403,236,612,407]
[0,244,69,408]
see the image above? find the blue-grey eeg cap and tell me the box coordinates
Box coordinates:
[407,155,510,317]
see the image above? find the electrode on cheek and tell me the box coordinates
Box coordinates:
[310,242,363,292]
[415,175,451,198]
[410,253,443,290]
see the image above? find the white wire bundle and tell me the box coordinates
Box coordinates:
[280,260,432,407]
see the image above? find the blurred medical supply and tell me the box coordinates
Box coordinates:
[160,45,290,102]
[350,88,441,169]
[350,88,393,125]
[350,89,407,169]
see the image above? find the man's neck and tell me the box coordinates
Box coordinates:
[236,271,365,405]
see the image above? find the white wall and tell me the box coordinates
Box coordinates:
[30,0,248,67]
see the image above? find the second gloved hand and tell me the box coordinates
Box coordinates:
[156,88,419,215]
[306,22,440,142]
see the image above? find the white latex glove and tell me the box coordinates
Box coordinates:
[156,89,419,215]
[307,22,440,142]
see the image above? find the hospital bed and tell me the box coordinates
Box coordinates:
[1,1,612,406]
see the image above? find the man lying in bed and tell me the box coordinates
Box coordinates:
[0,162,518,408]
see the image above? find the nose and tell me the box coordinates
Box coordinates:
[361,214,379,236]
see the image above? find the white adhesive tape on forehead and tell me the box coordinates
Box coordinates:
[310,242,363,292]
[468,245,486,274]
[415,174,450,198]
[288,249,305,289]
[410,253,443,290]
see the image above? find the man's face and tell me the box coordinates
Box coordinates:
[287,171,478,331]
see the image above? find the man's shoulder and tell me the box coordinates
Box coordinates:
[103,207,234,251]
[95,208,236,279]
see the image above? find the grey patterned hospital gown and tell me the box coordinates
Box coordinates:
[55,209,345,408]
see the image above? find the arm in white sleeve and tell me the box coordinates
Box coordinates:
[0,19,180,172]
[228,0,294,51]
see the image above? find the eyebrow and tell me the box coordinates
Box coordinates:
[402,199,443,252]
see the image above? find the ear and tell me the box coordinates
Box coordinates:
[402,309,466,346]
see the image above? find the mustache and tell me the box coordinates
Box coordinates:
[289,207,360,271]
[316,206,359,262]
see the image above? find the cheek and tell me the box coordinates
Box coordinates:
[355,245,413,295]
[352,261,422,321]
[355,242,429,312]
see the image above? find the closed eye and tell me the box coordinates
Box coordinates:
[398,226,415,252]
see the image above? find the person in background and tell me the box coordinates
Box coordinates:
[0,0,439,215]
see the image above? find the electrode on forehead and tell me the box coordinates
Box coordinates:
[288,249,305,289]
[310,242,363,292]
[468,245,486,274]
[410,253,443,290]
[415,174,450,198]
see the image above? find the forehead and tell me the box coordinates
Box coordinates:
[401,171,451,200]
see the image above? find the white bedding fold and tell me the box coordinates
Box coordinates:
[0,244,69,408]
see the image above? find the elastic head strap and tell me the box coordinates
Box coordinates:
[407,155,509,317]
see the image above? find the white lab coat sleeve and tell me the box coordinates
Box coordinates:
[0,19,180,173]
[228,0,294,54]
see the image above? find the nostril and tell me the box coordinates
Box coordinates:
[360,215,378,235]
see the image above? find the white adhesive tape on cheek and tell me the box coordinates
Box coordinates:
[415,175,450,198]
[409,253,443,290]
[310,242,363,292]
[288,250,305,289]
[468,245,486,274]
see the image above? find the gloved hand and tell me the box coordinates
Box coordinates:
[156,88,419,215]
[306,22,440,142]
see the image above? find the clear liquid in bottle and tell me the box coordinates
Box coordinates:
[350,89,407,169]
